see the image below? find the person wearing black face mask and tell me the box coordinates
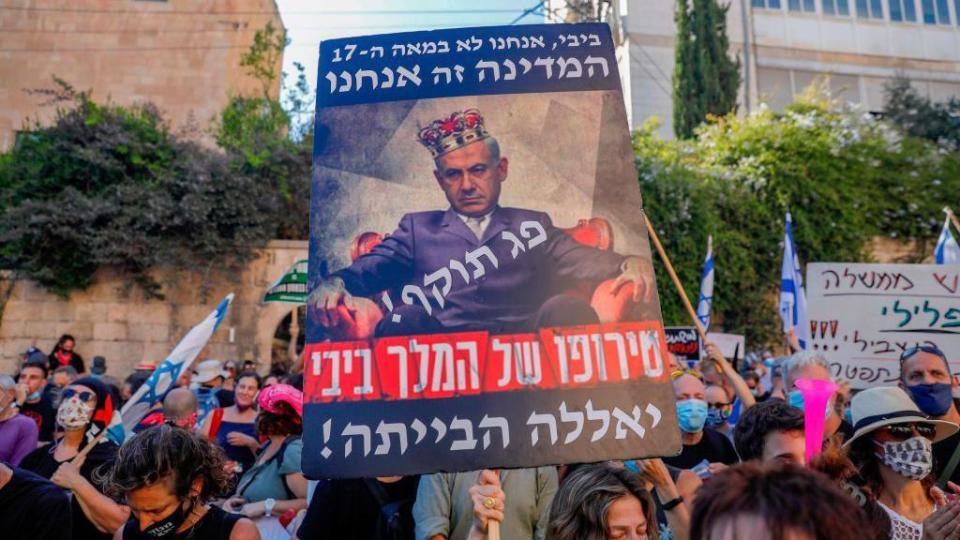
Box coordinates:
[104,424,260,540]
[899,345,960,487]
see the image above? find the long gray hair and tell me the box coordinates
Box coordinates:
[548,463,659,540]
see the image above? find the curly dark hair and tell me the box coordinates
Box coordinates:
[691,461,868,540]
[102,424,233,503]
[548,462,659,540]
[733,399,804,462]
[256,401,302,437]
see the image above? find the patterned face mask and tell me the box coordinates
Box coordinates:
[875,435,934,480]
[57,396,93,431]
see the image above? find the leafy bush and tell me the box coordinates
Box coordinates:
[0,85,280,298]
[638,90,960,346]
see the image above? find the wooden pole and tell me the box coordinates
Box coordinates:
[643,214,709,343]
[488,522,500,540]
[72,429,107,464]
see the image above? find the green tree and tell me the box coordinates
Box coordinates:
[672,0,740,139]
[0,82,279,298]
[216,23,313,241]
[640,90,960,346]
[884,77,960,149]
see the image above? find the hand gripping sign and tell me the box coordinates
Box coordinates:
[304,23,680,478]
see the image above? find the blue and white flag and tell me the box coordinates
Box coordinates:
[696,235,714,331]
[779,213,809,349]
[935,214,960,265]
[109,293,234,443]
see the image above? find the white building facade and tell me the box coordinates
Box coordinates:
[548,0,960,134]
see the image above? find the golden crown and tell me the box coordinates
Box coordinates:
[417,108,489,158]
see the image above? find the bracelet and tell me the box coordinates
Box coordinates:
[662,495,684,511]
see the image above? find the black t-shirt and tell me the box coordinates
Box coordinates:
[934,431,960,486]
[0,466,73,540]
[122,505,241,540]
[298,476,420,540]
[662,427,739,470]
[20,440,120,540]
[19,394,57,443]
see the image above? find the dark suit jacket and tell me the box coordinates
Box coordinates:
[334,207,626,330]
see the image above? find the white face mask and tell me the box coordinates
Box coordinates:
[876,436,934,480]
[57,397,93,431]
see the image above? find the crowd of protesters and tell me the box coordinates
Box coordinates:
[2,332,960,540]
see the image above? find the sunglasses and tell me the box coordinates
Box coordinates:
[671,368,703,380]
[61,388,94,402]
[708,402,731,409]
[883,423,937,441]
[900,345,947,363]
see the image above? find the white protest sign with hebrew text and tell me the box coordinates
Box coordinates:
[807,262,960,389]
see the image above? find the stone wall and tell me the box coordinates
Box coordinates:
[0,240,307,378]
[0,0,284,149]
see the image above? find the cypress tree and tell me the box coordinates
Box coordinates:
[673,0,740,139]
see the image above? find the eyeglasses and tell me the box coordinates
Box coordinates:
[671,368,703,380]
[900,345,947,363]
[61,388,94,402]
[883,423,937,441]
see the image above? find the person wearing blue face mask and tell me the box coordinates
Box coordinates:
[899,345,960,488]
[662,371,739,473]
[781,351,854,444]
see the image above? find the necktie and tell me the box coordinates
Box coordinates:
[466,216,486,241]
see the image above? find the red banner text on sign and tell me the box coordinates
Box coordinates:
[303,321,669,403]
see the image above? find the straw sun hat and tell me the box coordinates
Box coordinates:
[842,386,959,449]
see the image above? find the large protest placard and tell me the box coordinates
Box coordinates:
[807,262,960,389]
[303,23,680,478]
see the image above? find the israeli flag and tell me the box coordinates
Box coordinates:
[696,235,714,331]
[108,293,234,443]
[779,213,809,349]
[935,215,960,265]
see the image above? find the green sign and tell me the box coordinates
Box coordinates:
[264,259,308,303]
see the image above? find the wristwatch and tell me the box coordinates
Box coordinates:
[662,495,684,511]
[264,498,276,517]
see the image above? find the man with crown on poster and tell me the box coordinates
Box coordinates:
[309,108,655,338]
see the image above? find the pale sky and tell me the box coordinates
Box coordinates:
[275,0,546,115]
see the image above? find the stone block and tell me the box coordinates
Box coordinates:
[75,302,108,322]
[106,303,132,323]
[25,320,58,339]
[139,303,172,325]
[1,301,31,321]
[93,322,128,342]
[0,320,25,339]
[41,302,74,322]
[128,323,170,343]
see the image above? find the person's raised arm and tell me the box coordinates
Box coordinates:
[704,342,756,410]
[52,461,130,534]
[637,459,690,540]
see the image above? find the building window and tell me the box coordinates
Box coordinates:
[920,0,951,23]
[823,0,852,15]
[856,0,884,18]
[753,0,783,9]
[789,0,817,11]
[888,0,918,20]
